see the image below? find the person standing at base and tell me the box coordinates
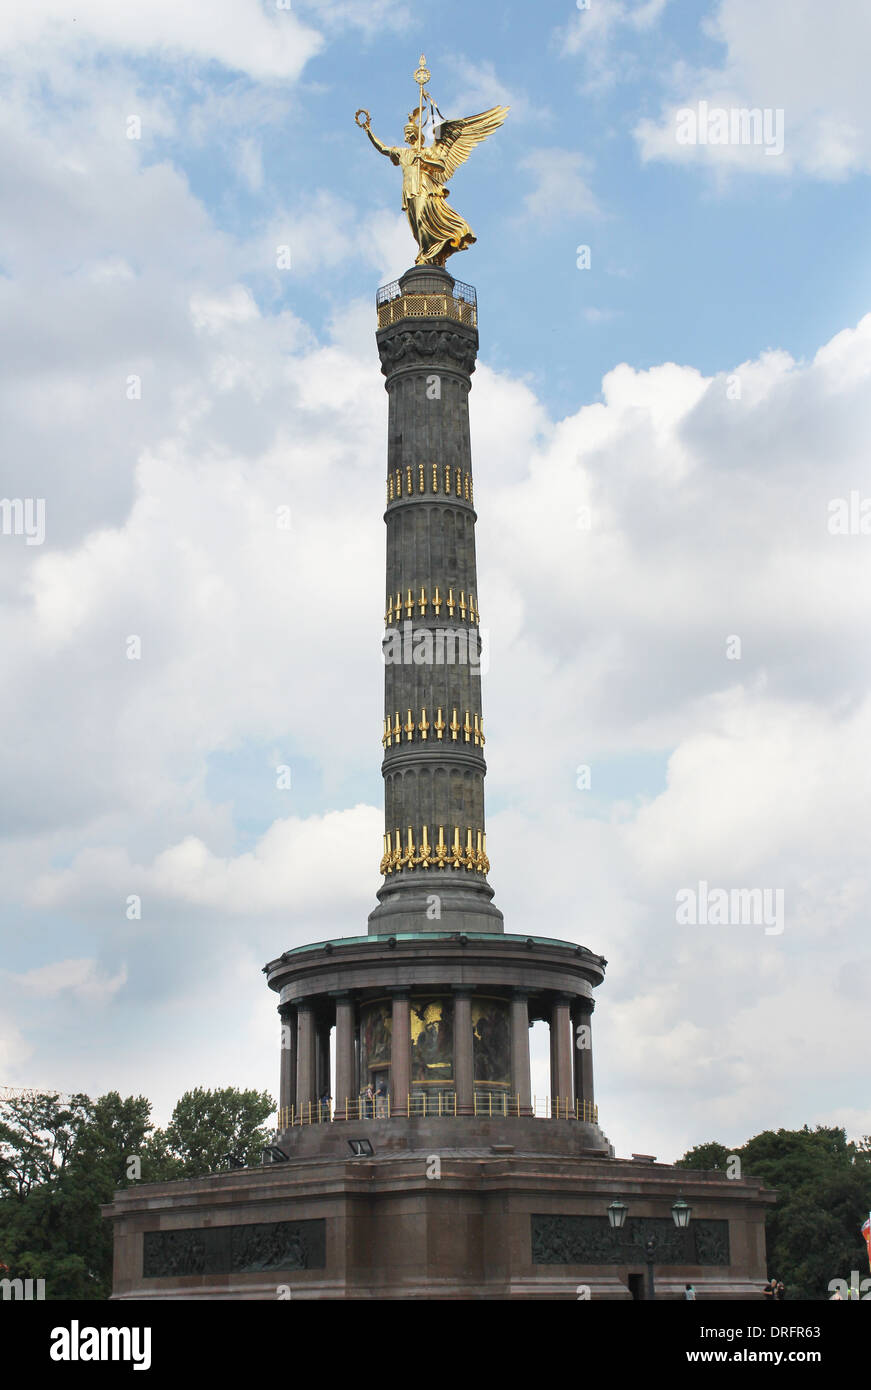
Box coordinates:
[684,1284,696,1300]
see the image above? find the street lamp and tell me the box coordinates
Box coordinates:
[672,1195,692,1229]
[608,1193,693,1299]
[607,1198,628,1230]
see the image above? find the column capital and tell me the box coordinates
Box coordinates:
[572,996,596,1016]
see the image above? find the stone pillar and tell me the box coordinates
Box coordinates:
[334,995,356,1120]
[510,992,532,1115]
[368,265,504,942]
[295,1001,316,1120]
[315,1018,331,1107]
[279,1004,296,1126]
[453,991,474,1116]
[572,998,595,1117]
[391,991,411,1114]
[551,996,573,1117]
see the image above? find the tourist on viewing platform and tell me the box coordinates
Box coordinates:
[376,1081,387,1118]
[364,1084,374,1119]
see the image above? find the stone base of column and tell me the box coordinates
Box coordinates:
[368,873,504,936]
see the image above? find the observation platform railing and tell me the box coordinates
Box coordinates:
[276,1095,598,1129]
[375,278,477,330]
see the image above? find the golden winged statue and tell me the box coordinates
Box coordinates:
[356,56,509,267]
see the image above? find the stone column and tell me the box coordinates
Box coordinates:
[391,991,411,1114]
[295,1001,316,1120]
[278,1004,296,1126]
[510,992,532,1115]
[551,996,573,1117]
[453,990,474,1116]
[334,995,356,1120]
[572,997,595,1118]
[315,1018,331,1108]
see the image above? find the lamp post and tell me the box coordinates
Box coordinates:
[608,1194,693,1300]
[607,1198,628,1231]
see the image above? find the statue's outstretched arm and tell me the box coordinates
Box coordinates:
[364,125,400,165]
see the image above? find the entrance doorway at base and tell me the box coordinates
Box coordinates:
[628,1273,645,1301]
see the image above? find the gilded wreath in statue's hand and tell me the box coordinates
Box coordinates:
[355,109,370,130]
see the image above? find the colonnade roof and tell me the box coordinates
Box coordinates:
[265,930,605,964]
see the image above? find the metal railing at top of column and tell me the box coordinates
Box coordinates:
[375,279,477,331]
[275,1096,598,1129]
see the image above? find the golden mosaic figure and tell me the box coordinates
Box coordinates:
[356,55,508,266]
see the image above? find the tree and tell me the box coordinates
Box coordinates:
[675,1141,731,1172]
[157,1086,275,1177]
[0,1091,151,1298]
[0,1084,274,1299]
[677,1125,871,1300]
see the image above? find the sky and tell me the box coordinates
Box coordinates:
[1,0,870,1165]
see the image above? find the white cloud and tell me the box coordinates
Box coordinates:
[445,58,546,126]
[3,21,871,1164]
[556,0,672,91]
[8,958,128,1004]
[0,0,323,81]
[636,0,871,178]
[33,808,381,920]
[518,148,602,222]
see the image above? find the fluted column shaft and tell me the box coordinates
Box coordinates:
[391,991,411,1112]
[295,1002,317,1117]
[510,992,532,1114]
[335,995,356,1120]
[572,999,595,1111]
[551,996,573,1114]
[279,1005,296,1123]
[372,265,499,925]
[453,991,474,1115]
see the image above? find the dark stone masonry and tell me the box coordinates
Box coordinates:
[104,267,774,1299]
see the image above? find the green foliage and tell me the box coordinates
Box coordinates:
[0,1084,275,1300]
[677,1125,871,1300]
[157,1086,275,1177]
[675,1141,731,1172]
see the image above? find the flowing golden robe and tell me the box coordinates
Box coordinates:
[387,144,476,266]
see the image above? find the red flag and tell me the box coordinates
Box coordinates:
[862,1216,871,1273]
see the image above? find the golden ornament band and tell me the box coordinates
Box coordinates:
[376,290,476,330]
[382,707,485,747]
[386,464,474,505]
[385,587,479,624]
[379,825,490,875]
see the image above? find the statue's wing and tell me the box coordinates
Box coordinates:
[430,105,509,184]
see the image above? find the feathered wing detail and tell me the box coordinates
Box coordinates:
[429,105,510,185]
